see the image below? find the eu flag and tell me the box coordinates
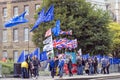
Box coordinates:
[17,50,25,63]
[82,53,90,59]
[40,51,47,61]
[30,8,45,32]
[33,48,40,60]
[52,20,60,36]
[4,11,28,28]
[44,5,54,22]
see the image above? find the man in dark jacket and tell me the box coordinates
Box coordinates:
[32,56,40,78]
[67,58,73,76]
[94,57,98,74]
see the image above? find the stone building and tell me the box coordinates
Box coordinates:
[0,0,42,62]
[105,0,120,23]
[86,0,120,23]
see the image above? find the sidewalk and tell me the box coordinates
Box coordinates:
[1,73,120,80]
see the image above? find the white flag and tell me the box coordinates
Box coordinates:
[45,28,52,37]
[43,43,53,51]
[43,36,52,44]
[47,50,53,55]
[78,48,82,56]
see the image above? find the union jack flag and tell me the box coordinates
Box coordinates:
[72,39,77,49]
[53,38,67,48]
[66,39,78,50]
[66,40,73,50]
[53,39,77,50]
[60,30,72,35]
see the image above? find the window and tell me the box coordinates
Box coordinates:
[35,4,40,10]
[3,30,7,42]
[13,50,18,63]
[24,5,29,15]
[24,27,29,41]
[13,6,18,16]
[3,7,7,17]
[13,29,18,42]
[2,50,7,58]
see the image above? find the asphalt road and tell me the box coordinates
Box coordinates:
[1,73,120,80]
[90,78,120,80]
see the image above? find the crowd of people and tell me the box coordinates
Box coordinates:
[20,54,110,79]
[48,55,110,78]
[21,55,41,79]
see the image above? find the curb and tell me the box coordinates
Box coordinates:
[55,73,120,80]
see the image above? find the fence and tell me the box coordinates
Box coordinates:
[109,64,120,73]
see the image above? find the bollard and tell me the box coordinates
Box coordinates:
[0,64,2,77]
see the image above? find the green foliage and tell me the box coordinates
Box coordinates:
[108,22,120,57]
[32,0,111,55]
[0,61,14,75]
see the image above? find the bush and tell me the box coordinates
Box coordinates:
[0,61,14,75]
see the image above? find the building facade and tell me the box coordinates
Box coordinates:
[105,0,120,23]
[86,0,120,23]
[0,0,42,62]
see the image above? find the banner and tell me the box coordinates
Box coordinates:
[64,64,77,74]
[65,52,76,64]
[43,35,52,44]
[43,43,53,51]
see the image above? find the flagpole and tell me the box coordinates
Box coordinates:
[28,27,29,55]
[51,33,54,58]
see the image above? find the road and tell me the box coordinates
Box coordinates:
[90,78,120,80]
[1,73,120,80]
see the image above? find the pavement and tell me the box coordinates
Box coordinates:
[1,73,120,80]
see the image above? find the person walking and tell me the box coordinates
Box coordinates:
[58,58,64,78]
[32,56,40,79]
[76,57,83,75]
[54,56,59,76]
[49,58,55,78]
[88,58,94,75]
[94,57,98,74]
[85,60,89,75]
[21,58,29,78]
[106,58,110,74]
[101,57,107,74]
[67,58,73,76]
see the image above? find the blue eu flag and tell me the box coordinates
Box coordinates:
[52,20,60,36]
[40,51,47,61]
[44,5,54,22]
[17,50,25,63]
[4,11,28,28]
[30,8,45,32]
[33,48,40,60]
[30,5,54,32]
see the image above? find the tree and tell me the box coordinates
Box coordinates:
[32,0,111,55]
[108,22,120,58]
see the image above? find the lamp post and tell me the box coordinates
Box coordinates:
[28,27,29,54]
